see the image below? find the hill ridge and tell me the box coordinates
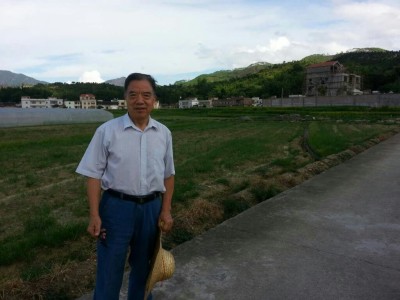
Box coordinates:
[0,70,47,87]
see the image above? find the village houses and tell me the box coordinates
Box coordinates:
[21,60,396,110]
[21,96,63,108]
[178,97,260,109]
[21,94,128,110]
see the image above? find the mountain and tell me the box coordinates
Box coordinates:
[105,77,125,87]
[0,70,47,87]
[176,48,394,87]
[180,61,274,86]
[97,48,394,88]
[299,54,334,65]
[331,49,400,91]
[154,48,400,103]
[346,47,387,53]
[2,47,397,105]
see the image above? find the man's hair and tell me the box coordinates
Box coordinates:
[124,73,157,93]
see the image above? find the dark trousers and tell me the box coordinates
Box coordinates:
[94,191,161,300]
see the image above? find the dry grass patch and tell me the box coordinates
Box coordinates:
[165,199,224,248]
[0,234,96,300]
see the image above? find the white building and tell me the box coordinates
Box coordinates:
[21,96,64,108]
[97,100,119,110]
[64,100,81,109]
[198,99,213,108]
[252,97,263,106]
[117,99,127,109]
[179,98,199,109]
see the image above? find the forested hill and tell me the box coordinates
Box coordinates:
[334,50,400,91]
[174,48,395,86]
[0,49,399,104]
[155,49,399,103]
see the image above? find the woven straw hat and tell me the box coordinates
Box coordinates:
[144,229,175,300]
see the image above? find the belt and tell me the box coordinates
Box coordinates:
[106,189,161,204]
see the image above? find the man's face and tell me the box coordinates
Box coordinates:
[125,80,155,124]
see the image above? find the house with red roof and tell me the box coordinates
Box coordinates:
[306,61,362,96]
[80,94,97,109]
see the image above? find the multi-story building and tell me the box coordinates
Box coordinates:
[21,96,64,108]
[80,94,97,109]
[306,61,362,96]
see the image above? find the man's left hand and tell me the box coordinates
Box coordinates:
[159,211,173,233]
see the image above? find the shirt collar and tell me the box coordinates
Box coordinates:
[122,113,158,131]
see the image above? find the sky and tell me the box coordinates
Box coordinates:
[1,0,399,86]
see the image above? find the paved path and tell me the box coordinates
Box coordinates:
[80,133,400,300]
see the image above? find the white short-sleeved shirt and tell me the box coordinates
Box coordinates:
[76,114,175,195]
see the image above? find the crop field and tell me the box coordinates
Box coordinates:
[0,107,399,299]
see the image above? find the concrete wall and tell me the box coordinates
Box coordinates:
[263,94,400,108]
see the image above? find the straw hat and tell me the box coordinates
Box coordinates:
[144,229,175,300]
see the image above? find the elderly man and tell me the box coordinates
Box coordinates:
[76,73,175,300]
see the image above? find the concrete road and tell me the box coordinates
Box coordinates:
[151,133,400,300]
[79,133,400,300]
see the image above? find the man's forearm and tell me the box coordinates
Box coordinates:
[159,175,174,232]
[87,177,102,216]
[86,177,102,237]
[162,175,174,212]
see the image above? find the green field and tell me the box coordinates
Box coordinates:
[0,107,399,299]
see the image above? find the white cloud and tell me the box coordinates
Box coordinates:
[269,37,291,52]
[79,71,104,83]
[333,1,400,44]
[0,0,399,85]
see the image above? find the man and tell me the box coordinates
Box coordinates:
[76,73,175,300]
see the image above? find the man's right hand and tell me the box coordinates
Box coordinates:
[86,177,102,238]
[87,215,102,238]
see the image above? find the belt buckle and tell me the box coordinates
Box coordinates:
[138,197,145,204]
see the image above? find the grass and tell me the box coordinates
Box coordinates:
[307,121,394,157]
[0,107,399,299]
[0,204,85,266]
[171,120,304,204]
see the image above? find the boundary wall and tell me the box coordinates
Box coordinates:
[263,93,400,108]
